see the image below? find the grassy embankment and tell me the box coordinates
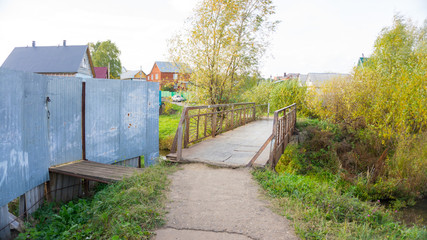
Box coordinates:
[253,118,427,239]
[159,103,182,152]
[17,162,177,240]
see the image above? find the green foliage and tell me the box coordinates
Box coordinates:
[269,80,308,114]
[161,82,175,92]
[386,132,427,199]
[89,40,122,79]
[241,81,273,105]
[314,15,427,141]
[275,144,304,174]
[253,169,427,239]
[159,104,182,150]
[242,80,308,116]
[162,102,173,115]
[169,0,278,105]
[17,163,176,240]
[301,15,427,202]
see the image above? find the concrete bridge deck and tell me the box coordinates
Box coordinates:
[169,119,273,168]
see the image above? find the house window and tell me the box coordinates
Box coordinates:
[148,76,150,80]
[155,74,158,80]
[173,74,178,80]
[82,58,88,68]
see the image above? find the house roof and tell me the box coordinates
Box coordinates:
[155,61,180,73]
[1,45,89,73]
[120,70,146,80]
[94,67,108,79]
[306,73,350,87]
[298,74,308,85]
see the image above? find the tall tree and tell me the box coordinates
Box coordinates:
[89,40,122,79]
[169,0,278,104]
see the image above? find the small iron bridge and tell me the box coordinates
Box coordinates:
[167,103,297,168]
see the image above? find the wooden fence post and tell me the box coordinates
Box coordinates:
[176,108,187,161]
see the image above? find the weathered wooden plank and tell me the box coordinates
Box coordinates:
[19,195,26,219]
[49,160,144,185]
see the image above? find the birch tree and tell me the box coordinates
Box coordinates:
[89,40,122,79]
[169,0,278,104]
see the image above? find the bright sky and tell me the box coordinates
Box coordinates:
[0,0,425,77]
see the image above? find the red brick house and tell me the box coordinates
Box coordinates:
[147,61,190,90]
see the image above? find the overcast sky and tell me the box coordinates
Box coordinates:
[0,0,425,77]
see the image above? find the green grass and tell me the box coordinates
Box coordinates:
[159,104,182,150]
[17,162,177,240]
[253,169,427,239]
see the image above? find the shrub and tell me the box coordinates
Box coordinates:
[313,15,427,142]
[241,81,273,105]
[269,80,308,115]
[275,144,304,174]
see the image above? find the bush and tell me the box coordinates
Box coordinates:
[161,82,175,92]
[387,132,427,199]
[313,15,427,142]
[241,81,273,105]
[269,80,308,115]
[275,144,304,174]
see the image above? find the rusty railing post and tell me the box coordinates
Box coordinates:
[252,103,256,121]
[212,109,217,137]
[184,109,190,148]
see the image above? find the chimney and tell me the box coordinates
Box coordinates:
[32,41,35,47]
[63,40,66,46]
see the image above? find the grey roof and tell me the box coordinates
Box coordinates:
[299,74,308,85]
[306,73,350,87]
[155,61,180,73]
[120,70,140,79]
[155,61,192,73]
[1,45,88,73]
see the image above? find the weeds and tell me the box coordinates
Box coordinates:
[253,169,427,239]
[17,162,177,240]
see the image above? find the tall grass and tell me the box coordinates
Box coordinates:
[253,169,427,239]
[17,162,177,240]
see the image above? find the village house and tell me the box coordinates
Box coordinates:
[1,41,95,78]
[120,69,147,81]
[147,61,190,90]
[305,73,351,91]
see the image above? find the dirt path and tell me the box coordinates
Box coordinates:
[154,164,298,240]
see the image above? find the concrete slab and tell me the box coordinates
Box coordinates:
[181,119,273,167]
[154,164,297,240]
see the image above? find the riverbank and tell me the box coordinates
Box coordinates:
[253,169,427,239]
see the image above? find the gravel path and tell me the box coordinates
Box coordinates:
[154,163,298,240]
